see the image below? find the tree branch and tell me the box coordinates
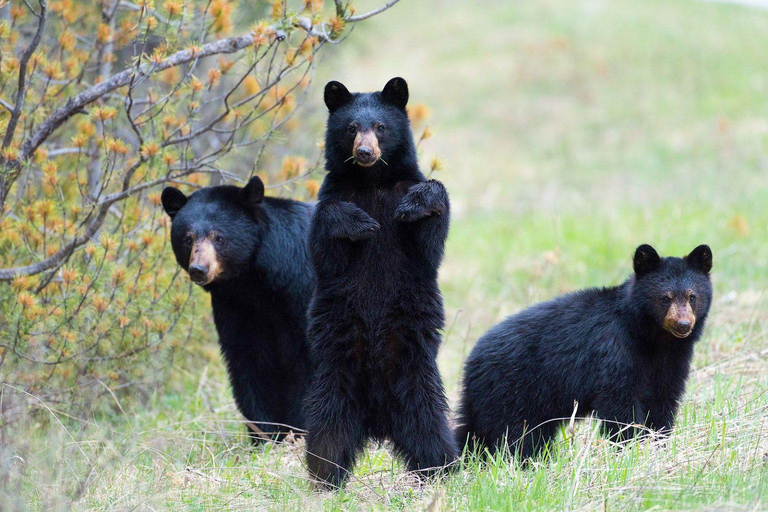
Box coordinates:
[347,0,400,22]
[16,14,339,164]
[20,34,257,162]
[0,201,110,281]
[333,0,345,17]
[0,167,202,281]
[1,0,47,149]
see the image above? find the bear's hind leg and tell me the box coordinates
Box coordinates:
[306,425,364,489]
[389,363,458,478]
[304,368,366,489]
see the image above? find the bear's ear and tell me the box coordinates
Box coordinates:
[684,244,713,274]
[324,81,352,113]
[381,77,408,110]
[240,176,264,210]
[161,187,187,219]
[633,244,661,277]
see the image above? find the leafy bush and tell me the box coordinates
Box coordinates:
[0,0,399,418]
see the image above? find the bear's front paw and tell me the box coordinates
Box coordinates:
[394,180,447,222]
[330,202,380,241]
[345,217,380,241]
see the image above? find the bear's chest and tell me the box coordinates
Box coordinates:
[638,349,691,401]
[343,183,412,255]
[346,182,410,222]
[335,182,425,308]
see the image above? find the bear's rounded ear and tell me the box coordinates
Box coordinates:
[381,77,408,110]
[684,244,712,274]
[161,187,187,219]
[324,81,352,113]
[633,244,661,277]
[240,176,265,209]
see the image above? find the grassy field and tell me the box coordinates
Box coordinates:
[7,0,768,509]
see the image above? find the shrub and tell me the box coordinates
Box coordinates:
[0,0,400,418]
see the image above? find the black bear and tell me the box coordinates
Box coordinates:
[304,77,458,488]
[161,176,315,441]
[456,244,713,459]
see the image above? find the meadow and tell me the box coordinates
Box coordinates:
[8,0,768,509]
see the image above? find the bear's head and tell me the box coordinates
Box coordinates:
[161,176,266,287]
[631,244,713,339]
[323,77,417,174]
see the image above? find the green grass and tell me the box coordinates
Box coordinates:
[5,0,768,509]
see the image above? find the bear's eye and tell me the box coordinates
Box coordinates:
[689,294,697,305]
[214,235,224,245]
[347,125,356,135]
[376,124,386,133]
[183,236,194,247]
[660,295,672,305]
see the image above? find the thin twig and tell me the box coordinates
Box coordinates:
[347,0,401,22]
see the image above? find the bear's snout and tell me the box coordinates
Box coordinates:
[187,237,222,285]
[353,130,381,167]
[188,264,208,284]
[673,320,693,337]
[356,146,373,160]
[663,300,696,338]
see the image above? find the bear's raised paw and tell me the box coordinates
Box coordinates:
[395,180,448,222]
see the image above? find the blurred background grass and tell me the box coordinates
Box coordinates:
[9,0,768,509]
[312,0,768,391]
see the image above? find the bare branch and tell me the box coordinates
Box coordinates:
[46,147,83,157]
[347,0,400,22]
[333,0,345,17]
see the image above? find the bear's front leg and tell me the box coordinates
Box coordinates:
[311,201,380,276]
[596,400,648,443]
[394,179,449,222]
[227,369,279,442]
[320,201,380,241]
[394,180,450,269]
[645,403,678,436]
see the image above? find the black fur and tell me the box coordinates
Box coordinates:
[304,78,458,488]
[456,244,713,459]
[161,177,315,440]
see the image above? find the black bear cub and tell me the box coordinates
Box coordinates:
[456,244,713,459]
[304,78,457,487]
[161,176,315,441]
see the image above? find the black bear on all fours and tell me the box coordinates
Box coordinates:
[304,77,457,487]
[456,244,714,460]
[161,176,315,441]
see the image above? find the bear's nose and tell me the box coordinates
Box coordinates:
[188,264,208,284]
[675,320,692,334]
[356,147,373,159]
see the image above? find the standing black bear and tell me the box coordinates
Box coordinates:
[456,244,713,459]
[304,77,458,487]
[161,176,315,440]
